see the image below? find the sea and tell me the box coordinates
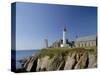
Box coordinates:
[12,50,40,69]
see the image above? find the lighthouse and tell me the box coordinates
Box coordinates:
[63,26,67,47]
[63,26,66,47]
[61,26,67,47]
[44,39,48,48]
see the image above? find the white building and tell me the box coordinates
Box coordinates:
[44,39,48,48]
[49,25,97,48]
[60,26,69,48]
[75,35,97,48]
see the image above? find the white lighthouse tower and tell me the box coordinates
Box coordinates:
[61,26,67,47]
[63,26,66,47]
[44,39,48,48]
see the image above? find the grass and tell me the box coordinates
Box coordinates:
[38,47,96,59]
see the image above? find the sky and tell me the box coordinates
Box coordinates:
[13,2,97,50]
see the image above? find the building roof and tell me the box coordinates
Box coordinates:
[75,35,96,42]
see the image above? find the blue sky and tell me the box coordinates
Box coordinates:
[14,2,97,50]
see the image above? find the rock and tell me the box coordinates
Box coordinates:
[36,56,50,71]
[23,56,32,69]
[74,52,88,69]
[88,53,97,68]
[47,54,64,71]
[64,52,76,70]
[22,49,97,72]
[24,55,38,72]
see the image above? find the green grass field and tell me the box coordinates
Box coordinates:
[38,47,96,59]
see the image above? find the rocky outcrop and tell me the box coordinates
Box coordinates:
[88,53,97,68]
[23,55,38,72]
[74,52,88,69]
[36,56,50,71]
[22,49,97,72]
[64,52,76,69]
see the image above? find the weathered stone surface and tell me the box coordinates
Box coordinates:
[22,50,97,72]
[23,56,32,69]
[24,55,38,72]
[64,53,76,70]
[74,52,88,69]
[88,53,97,68]
[47,54,64,71]
[36,56,50,71]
